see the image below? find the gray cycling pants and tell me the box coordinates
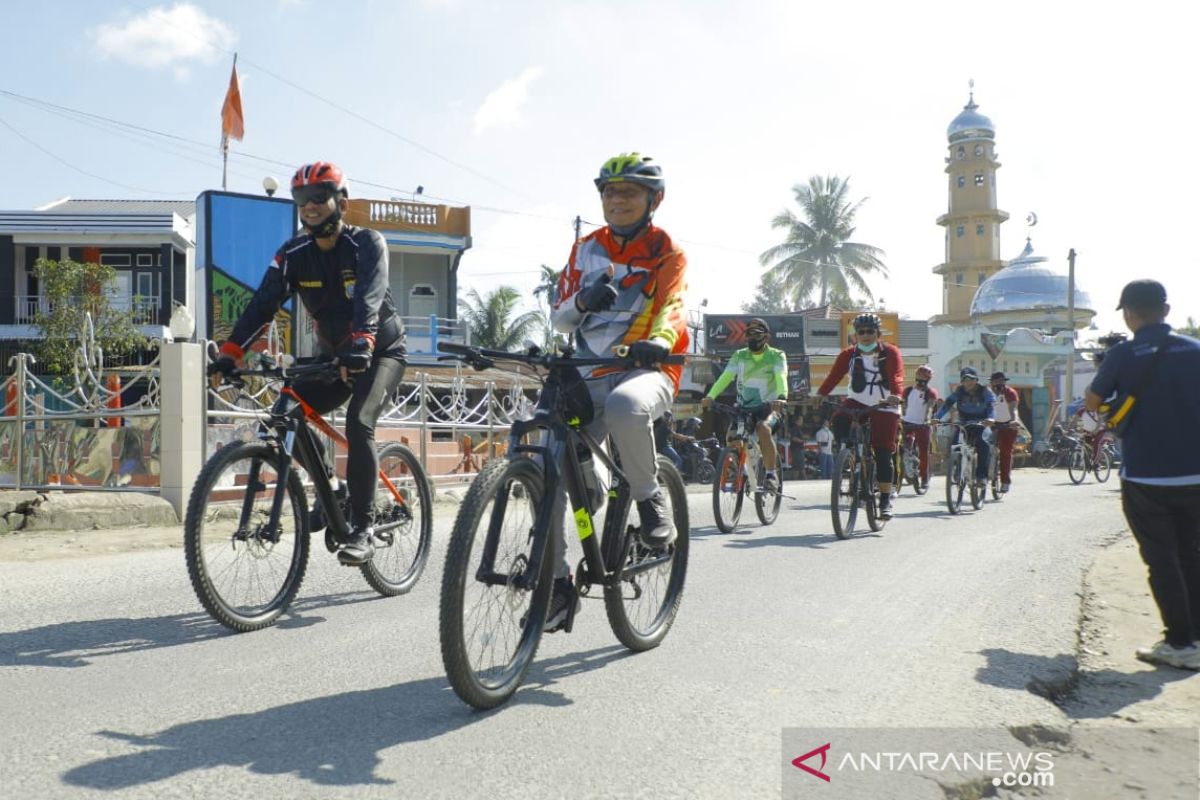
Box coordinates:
[550,368,674,578]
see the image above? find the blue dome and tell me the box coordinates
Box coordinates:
[948,94,995,143]
[971,239,1094,318]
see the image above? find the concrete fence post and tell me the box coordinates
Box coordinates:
[159,342,204,521]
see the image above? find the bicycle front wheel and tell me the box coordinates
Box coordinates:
[989,450,1002,501]
[439,458,553,710]
[712,447,744,533]
[184,441,309,632]
[755,464,783,526]
[1067,447,1087,484]
[360,443,434,597]
[831,448,859,538]
[969,454,984,510]
[945,449,965,515]
[605,456,689,651]
[1093,447,1113,483]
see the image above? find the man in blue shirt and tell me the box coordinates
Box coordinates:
[1087,280,1200,670]
[934,366,996,487]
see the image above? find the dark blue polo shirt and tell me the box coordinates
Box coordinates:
[1089,323,1200,485]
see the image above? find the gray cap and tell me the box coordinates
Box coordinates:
[1116,279,1167,310]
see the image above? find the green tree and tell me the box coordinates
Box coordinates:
[741,270,791,314]
[458,285,546,351]
[758,175,888,310]
[532,264,562,346]
[1179,316,1200,338]
[31,257,147,374]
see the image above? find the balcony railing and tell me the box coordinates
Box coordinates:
[345,199,470,238]
[15,294,164,326]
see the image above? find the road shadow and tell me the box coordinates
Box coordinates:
[0,591,378,668]
[723,532,862,550]
[976,648,1080,701]
[62,645,628,791]
[1063,666,1194,720]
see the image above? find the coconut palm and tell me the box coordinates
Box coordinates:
[758,175,888,310]
[458,286,546,351]
[532,264,561,346]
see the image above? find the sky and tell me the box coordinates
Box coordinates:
[1,0,1197,342]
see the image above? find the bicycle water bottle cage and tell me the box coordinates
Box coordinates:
[556,366,594,427]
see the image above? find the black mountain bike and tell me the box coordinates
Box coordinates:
[827,401,891,539]
[188,353,433,632]
[436,342,689,710]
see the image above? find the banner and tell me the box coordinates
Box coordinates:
[980,332,1008,360]
[787,357,811,399]
[704,314,805,356]
[839,311,900,348]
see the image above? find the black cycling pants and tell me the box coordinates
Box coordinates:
[292,352,406,528]
[1122,480,1200,648]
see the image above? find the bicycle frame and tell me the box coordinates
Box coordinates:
[714,404,762,494]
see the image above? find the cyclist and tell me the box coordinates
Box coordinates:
[702,317,788,493]
[900,364,941,490]
[209,161,407,566]
[934,367,996,490]
[816,312,903,519]
[546,152,689,630]
[989,371,1020,493]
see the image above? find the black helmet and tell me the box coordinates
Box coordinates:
[852,312,882,331]
[746,317,770,335]
[960,366,978,380]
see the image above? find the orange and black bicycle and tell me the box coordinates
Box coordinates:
[709,402,784,533]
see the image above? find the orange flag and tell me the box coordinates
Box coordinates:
[221,57,244,142]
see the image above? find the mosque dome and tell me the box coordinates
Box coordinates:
[948,93,995,143]
[970,238,1095,327]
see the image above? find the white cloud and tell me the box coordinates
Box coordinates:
[473,66,544,135]
[91,3,235,71]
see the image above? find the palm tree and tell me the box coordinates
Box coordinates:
[532,264,561,346]
[758,175,888,310]
[458,286,546,351]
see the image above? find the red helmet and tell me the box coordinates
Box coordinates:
[916,364,933,377]
[291,161,347,194]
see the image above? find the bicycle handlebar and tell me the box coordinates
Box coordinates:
[436,341,687,372]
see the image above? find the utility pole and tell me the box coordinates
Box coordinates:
[1064,248,1076,421]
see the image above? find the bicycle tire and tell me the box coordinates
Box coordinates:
[712,447,744,533]
[864,457,885,532]
[360,443,434,597]
[945,448,965,515]
[989,449,1002,501]
[1067,447,1087,484]
[1037,449,1060,469]
[905,447,927,495]
[184,440,310,632]
[831,447,859,538]
[969,452,984,510]
[754,464,783,526]
[439,458,554,710]
[1093,447,1113,483]
[605,456,689,651]
[892,450,905,496]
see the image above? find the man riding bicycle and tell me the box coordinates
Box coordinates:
[901,364,941,490]
[209,161,407,567]
[816,312,904,519]
[702,317,788,493]
[934,367,996,489]
[989,371,1020,493]
[545,152,689,631]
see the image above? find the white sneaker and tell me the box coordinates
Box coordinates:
[1135,640,1200,670]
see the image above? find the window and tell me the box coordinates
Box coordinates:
[974,173,985,187]
[957,175,966,188]
[978,272,987,288]
[957,225,965,237]
[957,146,965,159]
[100,253,131,267]
[136,254,153,267]
[974,145,983,157]
[135,272,154,299]
[976,223,985,236]
[955,273,964,286]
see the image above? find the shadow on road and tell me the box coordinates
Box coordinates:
[62,645,629,791]
[0,591,378,668]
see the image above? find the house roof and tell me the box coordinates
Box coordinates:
[35,198,196,218]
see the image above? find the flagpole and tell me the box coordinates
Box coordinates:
[221,135,228,191]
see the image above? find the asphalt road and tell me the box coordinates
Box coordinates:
[0,469,1126,799]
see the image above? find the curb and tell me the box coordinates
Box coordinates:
[0,491,179,534]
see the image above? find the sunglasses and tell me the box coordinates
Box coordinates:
[291,185,338,206]
[855,329,877,336]
[915,379,929,384]
[961,376,978,382]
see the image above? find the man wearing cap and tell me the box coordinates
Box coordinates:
[934,366,996,488]
[1086,280,1200,670]
[989,372,1020,493]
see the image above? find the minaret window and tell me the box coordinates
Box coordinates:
[955,273,964,286]
[974,173,985,187]
[976,224,985,236]
[978,271,987,288]
[956,225,965,237]
[957,176,966,188]
[974,145,983,157]
[957,146,965,160]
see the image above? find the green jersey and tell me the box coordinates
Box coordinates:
[707,346,788,408]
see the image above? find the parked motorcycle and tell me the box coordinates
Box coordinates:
[678,436,719,484]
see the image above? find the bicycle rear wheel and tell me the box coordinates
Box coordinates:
[1093,447,1113,483]
[1037,449,1060,469]
[360,442,433,596]
[904,447,926,495]
[605,456,689,651]
[969,454,984,510]
[831,447,859,538]
[945,448,965,515]
[754,463,783,526]
[712,447,744,533]
[184,441,309,632]
[439,458,553,710]
[1067,447,1087,484]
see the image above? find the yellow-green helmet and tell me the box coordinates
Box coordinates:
[594,152,665,194]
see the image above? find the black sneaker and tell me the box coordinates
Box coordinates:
[337,526,375,566]
[920,477,930,490]
[878,493,893,520]
[637,490,676,548]
[543,576,580,633]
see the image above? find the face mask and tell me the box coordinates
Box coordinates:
[747,335,767,352]
[858,341,878,352]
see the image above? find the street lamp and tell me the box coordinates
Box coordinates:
[262,176,279,197]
